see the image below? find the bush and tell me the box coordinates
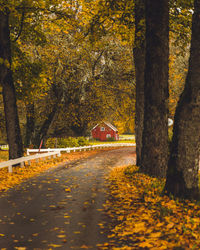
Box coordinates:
[45,138,56,148]
[107,137,115,141]
[45,137,89,148]
[58,137,79,147]
[77,137,89,146]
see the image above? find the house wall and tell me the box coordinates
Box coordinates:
[92,123,118,141]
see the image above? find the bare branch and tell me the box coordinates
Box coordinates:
[12,7,25,42]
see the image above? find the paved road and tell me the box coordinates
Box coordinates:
[0,147,135,249]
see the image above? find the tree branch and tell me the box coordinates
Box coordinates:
[12,7,25,42]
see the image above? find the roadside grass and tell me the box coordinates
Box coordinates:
[89,134,135,145]
[0,149,110,193]
[119,134,135,140]
[89,140,135,145]
[102,165,200,249]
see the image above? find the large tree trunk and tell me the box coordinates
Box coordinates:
[133,0,145,166]
[165,0,200,199]
[24,102,35,148]
[0,10,23,159]
[141,0,169,178]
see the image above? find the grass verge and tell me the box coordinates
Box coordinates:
[102,165,200,249]
[89,140,135,145]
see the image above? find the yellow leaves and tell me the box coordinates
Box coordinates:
[138,241,153,248]
[149,231,162,238]
[132,222,146,233]
[0,58,10,68]
[0,58,4,65]
[48,244,62,248]
[104,165,200,249]
[57,234,67,238]
[166,222,175,229]
[65,188,71,192]
[80,245,90,249]
[0,233,5,237]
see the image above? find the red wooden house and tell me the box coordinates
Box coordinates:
[91,121,119,141]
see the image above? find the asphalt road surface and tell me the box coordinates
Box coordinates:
[0,147,135,250]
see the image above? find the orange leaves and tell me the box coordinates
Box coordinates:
[104,165,200,249]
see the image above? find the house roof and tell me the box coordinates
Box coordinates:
[91,121,118,131]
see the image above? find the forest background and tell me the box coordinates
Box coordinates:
[0,0,190,149]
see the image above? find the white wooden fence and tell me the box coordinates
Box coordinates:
[0,151,60,173]
[0,145,9,150]
[27,143,136,155]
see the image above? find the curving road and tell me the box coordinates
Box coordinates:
[0,147,135,249]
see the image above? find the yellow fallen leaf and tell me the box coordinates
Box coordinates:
[48,244,62,248]
[132,222,146,233]
[80,245,90,249]
[149,232,162,238]
[166,223,174,229]
[32,233,39,237]
[139,241,153,248]
[57,235,66,238]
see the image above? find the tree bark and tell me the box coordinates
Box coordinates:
[0,10,23,159]
[165,0,200,199]
[141,0,169,178]
[24,102,35,147]
[133,0,145,166]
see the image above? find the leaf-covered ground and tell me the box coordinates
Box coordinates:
[0,148,135,249]
[102,165,200,249]
[0,149,109,193]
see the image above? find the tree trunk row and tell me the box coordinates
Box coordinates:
[0,10,23,159]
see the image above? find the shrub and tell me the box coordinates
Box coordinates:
[77,137,89,146]
[46,137,89,148]
[107,137,115,141]
[45,138,56,148]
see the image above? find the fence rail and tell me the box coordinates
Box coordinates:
[0,151,60,173]
[0,145,9,150]
[27,143,136,155]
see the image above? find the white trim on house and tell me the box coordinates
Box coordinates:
[91,121,118,132]
[104,122,118,132]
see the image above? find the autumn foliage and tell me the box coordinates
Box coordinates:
[103,165,200,249]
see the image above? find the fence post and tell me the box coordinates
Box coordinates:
[20,162,25,167]
[8,165,12,173]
